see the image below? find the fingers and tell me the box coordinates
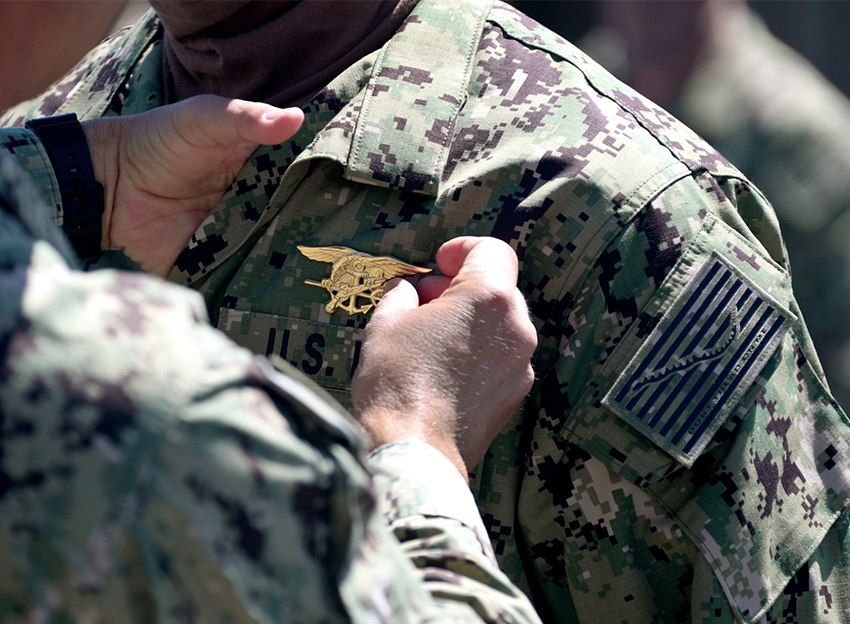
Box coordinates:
[416,274,452,304]
[433,236,477,277]
[439,236,537,357]
[172,94,304,149]
[435,236,519,289]
[370,278,419,327]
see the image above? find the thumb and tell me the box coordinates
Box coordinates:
[370,278,419,326]
[435,236,519,292]
[172,95,304,149]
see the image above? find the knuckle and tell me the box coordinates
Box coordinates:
[520,320,539,354]
[479,235,516,257]
[521,365,536,395]
[475,280,517,312]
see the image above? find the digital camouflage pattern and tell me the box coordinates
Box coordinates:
[4,0,850,622]
[0,150,542,623]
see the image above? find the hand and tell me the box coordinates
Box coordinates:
[351,236,538,482]
[82,95,304,276]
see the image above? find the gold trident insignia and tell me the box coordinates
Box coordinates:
[297,246,432,315]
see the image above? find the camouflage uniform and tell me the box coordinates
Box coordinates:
[4,0,850,622]
[0,149,541,623]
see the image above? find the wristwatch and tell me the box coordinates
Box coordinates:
[26,113,104,259]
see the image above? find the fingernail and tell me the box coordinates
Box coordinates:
[263,107,283,121]
[264,106,300,121]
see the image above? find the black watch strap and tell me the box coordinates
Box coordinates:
[26,113,103,259]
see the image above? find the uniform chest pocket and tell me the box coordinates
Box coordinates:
[217,309,365,407]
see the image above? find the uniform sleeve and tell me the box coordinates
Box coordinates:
[0,127,62,225]
[527,169,850,622]
[135,333,443,624]
[368,442,542,623]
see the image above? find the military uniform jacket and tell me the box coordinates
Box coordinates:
[0,156,541,621]
[4,1,850,622]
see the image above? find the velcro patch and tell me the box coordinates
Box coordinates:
[603,251,795,467]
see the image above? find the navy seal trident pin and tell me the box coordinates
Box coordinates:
[298,246,431,315]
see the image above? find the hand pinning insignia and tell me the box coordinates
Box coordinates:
[297,246,431,315]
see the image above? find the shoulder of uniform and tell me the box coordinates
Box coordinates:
[0,10,162,127]
[487,1,587,64]
[484,1,744,181]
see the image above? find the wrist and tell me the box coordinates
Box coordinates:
[357,407,469,484]
[80,118,120,253]
[26,113,106,259]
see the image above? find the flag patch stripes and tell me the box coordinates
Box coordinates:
[603,252,794,466]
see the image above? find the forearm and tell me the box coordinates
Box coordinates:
[0,127,63,225]
[368,441,542,624]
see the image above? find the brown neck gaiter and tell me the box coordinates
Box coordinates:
[152,0,418,109]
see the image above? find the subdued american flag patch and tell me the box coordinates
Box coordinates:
[603,251,795,467]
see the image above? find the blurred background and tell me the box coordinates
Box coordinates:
[515,1,850,98]
[115,0,150,29]
[753,1,850,98]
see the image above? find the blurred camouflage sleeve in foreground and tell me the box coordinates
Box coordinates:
[369,442,538,623]
[0,150,541,624]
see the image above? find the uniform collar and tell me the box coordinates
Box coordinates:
[303,0,493,197]
[54,0,492,198]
